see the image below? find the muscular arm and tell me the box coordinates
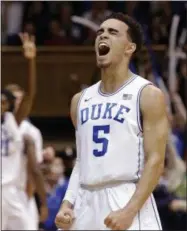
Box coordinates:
[124,85,168,215]
[61,92,82,209]
[15,35,36,125]
[24,135,47,206]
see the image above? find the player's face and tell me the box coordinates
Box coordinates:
[13,90,24,112]
[1,94,9,115]
[95,19,132,68]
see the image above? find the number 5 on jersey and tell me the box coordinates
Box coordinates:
[92,125,110,157]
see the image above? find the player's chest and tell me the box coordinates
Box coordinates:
[1,125,21,150]
[1,126,14,143]
[79,99,135,126]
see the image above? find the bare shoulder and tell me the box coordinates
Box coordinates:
[140,85,167,118]
[70,92,83,128]
[71,92,82,108]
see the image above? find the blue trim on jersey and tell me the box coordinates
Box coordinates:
[76,89,87,130]
[136,136,141,180]
[98,75,137,97]
[136,83,153,132]
[151,195,162,230]
[138,211,141,230]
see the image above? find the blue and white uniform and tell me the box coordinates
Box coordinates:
[64,74,162,230]
[1,112,29,230]
[19,120,43,230]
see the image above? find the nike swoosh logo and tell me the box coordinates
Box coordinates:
[85,97,92,102]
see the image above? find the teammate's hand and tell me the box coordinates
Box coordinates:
[39,204,48,222]
[170,199,187,212]
[104,209,135,230]
[55,207,74,230]
[19,33,36,59]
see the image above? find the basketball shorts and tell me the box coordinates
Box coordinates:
[1,185,29,230]
[26,197,39,230]
[70,182,162,230]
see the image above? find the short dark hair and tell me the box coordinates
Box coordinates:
[104,12,144,53]
[1,89,16,112]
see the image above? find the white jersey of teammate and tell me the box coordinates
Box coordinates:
[19,119,43,230]
[19,119,43,190]
[77,74,152,186]
[1,112,29,230]
[1,112,23,186]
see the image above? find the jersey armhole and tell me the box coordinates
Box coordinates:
[76,89,87,131]
[136,83,153,133]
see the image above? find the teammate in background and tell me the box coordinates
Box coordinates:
[55,13,168,230]
[5,83,48,230]
[23,134,48,229]
[1,33,37,230]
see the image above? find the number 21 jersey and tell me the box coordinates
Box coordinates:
[1,112,23,186]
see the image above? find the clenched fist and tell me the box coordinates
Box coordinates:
[104,209,135,230]
[55,207,74,230]
[19,33,36,59]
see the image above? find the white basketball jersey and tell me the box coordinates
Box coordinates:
[1,112,23,186]
[77,74,152,186]
[18,120,43,190]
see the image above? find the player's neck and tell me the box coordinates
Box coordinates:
[100,63,132,94]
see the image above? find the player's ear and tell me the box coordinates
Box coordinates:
[125,43,136,55]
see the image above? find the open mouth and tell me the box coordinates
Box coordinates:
[98,43,110,56]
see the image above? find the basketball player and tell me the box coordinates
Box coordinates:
[5,83,48,230]
[55,13,168,230]
[1,33,37,230]
[23,134,48,229]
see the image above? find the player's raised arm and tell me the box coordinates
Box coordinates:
[55,92,82,230]
[15,33,36,125]
[125,85,168,215]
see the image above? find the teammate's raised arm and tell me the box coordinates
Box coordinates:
[15,33,36,125]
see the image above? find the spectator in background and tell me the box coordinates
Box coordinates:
[25,2,50,45]
[41,146,56,189]
[58,3,83,45]
[2,1,24,44]
[177,60,187,109]
[62,146,76,178]
[43,156,70,231]
[44,19,72,46]
[124,2,151,26]
[82,1,111,45]
[7,21,36,45]
[154,182,187,230]
[83,1,111,25]
[149,13,169,45]
[43,146,56,163]
[149,2,172,45]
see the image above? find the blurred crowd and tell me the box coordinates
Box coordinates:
[39,145,76,231]
[2,1,187,231]
[1,1,187,46]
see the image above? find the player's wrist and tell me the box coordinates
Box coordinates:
[61,200,73,210]
[122,203,139,217]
